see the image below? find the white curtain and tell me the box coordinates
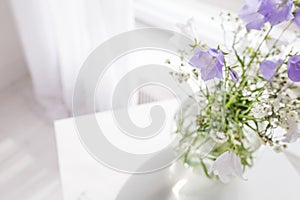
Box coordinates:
[10,0,134,119]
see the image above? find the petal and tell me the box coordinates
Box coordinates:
[238,0,266,30]
[201,64,219,81]
[209,151,245,183]
[259,0,294,26]
[239,12,266,30]
[209,151,230,174]
[294,10,300,29]
[189,48,205,68]
[189,48,224,81]
[288,55,300,82]
[260,60,283,80]
[228,68,240,82]
[245,14,266,30]
[189,55,201,68]
[219,174,232,184]
[208,49,224,79]
[231,152,246,180]
[245,0,262,10]
[193,47,203,55]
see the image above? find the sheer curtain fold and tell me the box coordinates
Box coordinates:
[10,0,134,119]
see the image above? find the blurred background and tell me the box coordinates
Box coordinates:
[0,0,243,199]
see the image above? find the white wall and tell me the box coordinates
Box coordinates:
[199,0,243,12]
[0,0,27,91]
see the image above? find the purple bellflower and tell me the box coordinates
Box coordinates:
[287,55,300,82]
[239,0,294,30]
[260,60,283,80]
[228,67,240,83]
[258,0,294,26]
[294,9,300,29]
[238,0,266,30]
[189,48,224,81]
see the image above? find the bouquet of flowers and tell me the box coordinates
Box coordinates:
[172,0,300,183]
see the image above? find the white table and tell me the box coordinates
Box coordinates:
[54,100,300,200]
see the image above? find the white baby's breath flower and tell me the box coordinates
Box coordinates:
[242,88,251,96]
[209,151,245,183]
[274,146,282,153]
[283,112,300,143]
[288,111,298,121]
[209,131,228,143]
[279,110,287,120]
[252,104,268,118]
[272,99,281,112]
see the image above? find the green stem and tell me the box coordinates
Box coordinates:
[270,21,292,51]
[248,26,273,68]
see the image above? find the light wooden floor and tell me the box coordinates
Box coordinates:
[0,76,63,200]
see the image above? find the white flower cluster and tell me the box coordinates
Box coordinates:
[281,111,300,143]
[251,91,300,146]
[209,131,228,144]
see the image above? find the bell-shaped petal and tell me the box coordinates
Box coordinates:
[238,0,266,30]
[260,59,283,80]
[228,67,240,82]
[189,48,224,81]
[258,0,294,26]
[209,151,245,183]
[239,0,294,29]
[287,55,300,82]
[294,9,300,29]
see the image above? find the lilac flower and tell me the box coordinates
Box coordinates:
[258,0,294,26]
[238,0,266,30]
[189,48,224,81]
[288,55,300,82]
[239,0,294,30]
[260,60,283,80]
[209,151,245,183]
[228,67,240,82]
[294,9,300,28]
